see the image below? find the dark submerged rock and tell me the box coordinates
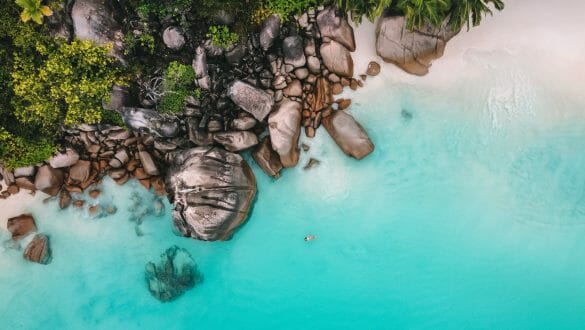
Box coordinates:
[166,147,257,241]
[145,245,201,302]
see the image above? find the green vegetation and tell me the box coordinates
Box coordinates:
[0,127,57,169]
[15,0,53,24]
[257,0,321,21]
[159,61,199,113]
[207,25,239,49]
[11,39,122,130]
[335,0,504,30]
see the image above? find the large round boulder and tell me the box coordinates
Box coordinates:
[376,15,459,76]
[166,147,256,241]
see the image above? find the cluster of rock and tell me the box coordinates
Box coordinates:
[5,214,51,265]
[1,3,462,246]
[145,245,202,302]
[0,124,168,216]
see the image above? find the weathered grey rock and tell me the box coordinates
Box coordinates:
[307,55,321,73]
[71,0,124,61]
[192,46,210,90]
[23,234,52,265]
[213,132,259,152]
[376,15,458,76]
[7,214,37,241]
[322,110,374,160]
[108,129,131,140]
[13,166,36,178]
[138,151,159,176]
[317,6,356,51]
[283,36,306,68]
[320,41,354,78]
[268,99,302,168]
[294,67,309,80]
[49,149,79,168]
[260,15,280,51]
[166,147,256,241]
[232,117,257,131]
[68,160,91,183]
[120,107,180,138]
[163,27,186,50]
[283,79,302,97]
[225,44,247,65]
[34,165,64,196]
[227,81,274,122]
[145,246,201,302]
[252,138,283,178]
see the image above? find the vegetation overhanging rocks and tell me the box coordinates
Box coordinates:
[0,0,504,242]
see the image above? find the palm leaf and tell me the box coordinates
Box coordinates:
[40,5,52,16]
[20,10,31,22]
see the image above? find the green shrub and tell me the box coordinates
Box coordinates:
[159,61,198,113]
[256,0,322,21]
[335,0,504,30]
[0,127,58,169]
[207,25,239,49]
[11,39,123,132]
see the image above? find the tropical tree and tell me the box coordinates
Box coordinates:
[448,0,504,30]
[15,0,52,24]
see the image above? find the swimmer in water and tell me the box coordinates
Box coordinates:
[304,235,317,241]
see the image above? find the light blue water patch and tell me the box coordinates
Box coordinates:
[3,67,585,329]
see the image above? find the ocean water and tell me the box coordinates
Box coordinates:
[3,28,585,330]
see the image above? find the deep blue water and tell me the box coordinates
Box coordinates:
[2,48,585,329]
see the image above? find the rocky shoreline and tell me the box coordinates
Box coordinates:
[1,2,457,251]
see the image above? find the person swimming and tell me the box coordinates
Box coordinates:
[304,235,317,241]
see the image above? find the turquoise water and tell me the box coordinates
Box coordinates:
[3,55,585,329]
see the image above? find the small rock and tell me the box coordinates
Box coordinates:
[252,138,283,178]
[59,190,72,209]
[7,214,37,240]
[49,148,80,168]
[303,158,321,170]
[337,98,352,110]
[23,234,51,265]
[283,80,303,97]
[163,27,185,50]
[89,189,101,199]
[213,131,259,152]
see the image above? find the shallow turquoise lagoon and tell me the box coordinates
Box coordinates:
[2,55,585,329]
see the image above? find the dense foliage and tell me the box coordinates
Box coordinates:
[207,25,239,49]
[334,0,504,30]
[159,61,199,113]
[12,39,123,129]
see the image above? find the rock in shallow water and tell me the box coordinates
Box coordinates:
[23,234,52,265]
[145,245,201,302]
[7,214,37,241]
[322,110,374,160]
[166,147,257,241]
